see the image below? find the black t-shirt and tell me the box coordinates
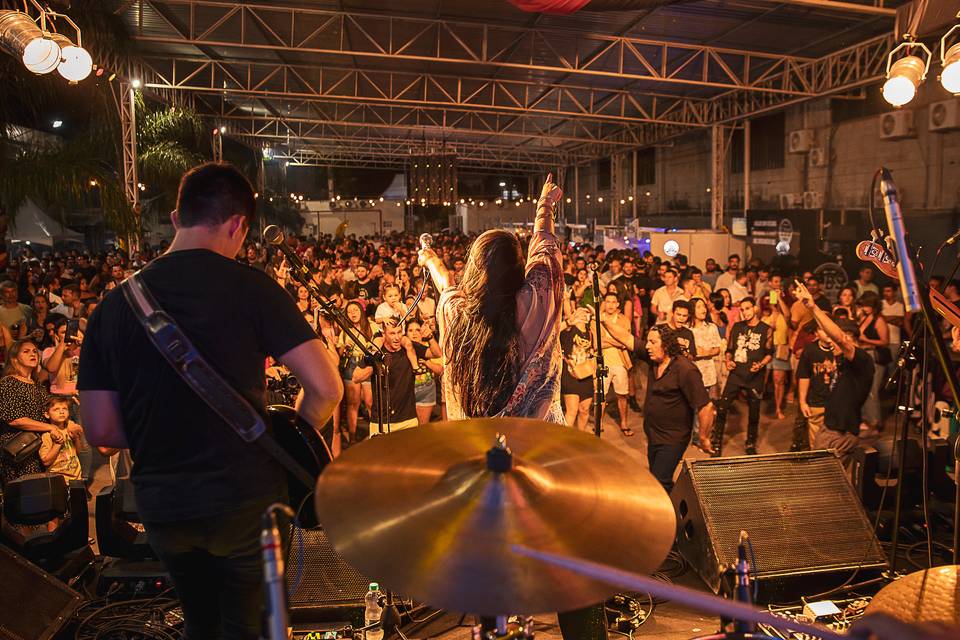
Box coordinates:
[673,326,697,360]
[77,249,317,523]
[824,348,875,435]
[370,346,417,424]
[643,356,710,446]
[725,320,772,389]
[357,277,380,301]
[797,342,837,408]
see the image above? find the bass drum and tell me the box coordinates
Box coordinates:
[267,404,334,529]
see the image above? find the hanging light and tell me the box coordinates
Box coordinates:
[56,32,92,82]
[22,33,60,74]
[940,25,960,94]
[882,40,931,107]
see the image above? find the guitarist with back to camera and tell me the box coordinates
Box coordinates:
[78,163,343,640]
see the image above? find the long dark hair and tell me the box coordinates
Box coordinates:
[443,230,525,417]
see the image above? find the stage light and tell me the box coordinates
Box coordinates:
[940,26,960,94]
[619,199,625,205]
[646,191,652,196]
[379,196,384,202]
[565,197,571,203]
[52,119,62,128]
[88,179,97,186]
[597,196,604,203]
[515,201,521,207]
[131,78,142,89]
[219,126,226,134]
[628,195,633,201]
[664,240,680,257]
[498,181,506,187]
[479,201,485,207]
[57,43,92,81]
[882,41,930,107]
[22,33,61,74]
[585,194,590,199]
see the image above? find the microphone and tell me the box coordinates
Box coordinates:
[879,168,921,313]
[419,233,433,251]
[943,229,960,247]
[263,225,312,279]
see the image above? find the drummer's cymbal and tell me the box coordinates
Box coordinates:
[866,565,960,625]
[314,418,675,616]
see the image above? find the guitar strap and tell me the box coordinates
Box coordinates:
[120,273,316,490]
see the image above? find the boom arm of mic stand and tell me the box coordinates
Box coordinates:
[280,263,390,435]
[591,268,607,439]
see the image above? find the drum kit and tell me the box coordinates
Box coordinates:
[309,418,957,640]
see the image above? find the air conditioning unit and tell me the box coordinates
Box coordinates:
[779,193,803,210]
[803,191,824,210]
[879,111,916,139]
[809,147,828,168]
[788,129,814,153]
[929,99,960,132]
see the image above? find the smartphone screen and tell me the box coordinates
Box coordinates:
[66,319,80,342]
[769,289,779,305]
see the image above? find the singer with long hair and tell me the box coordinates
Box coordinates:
[420,173,564,422]
[420,174,607,639]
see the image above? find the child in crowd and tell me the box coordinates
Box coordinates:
[38,395,87,530]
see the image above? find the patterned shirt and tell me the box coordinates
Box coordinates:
[438,230,565,424]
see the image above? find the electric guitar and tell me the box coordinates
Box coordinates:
[266,405,334,529]
[856,240,960,329]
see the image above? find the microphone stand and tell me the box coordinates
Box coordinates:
[591,267,607,439]
[877,170,960,562]
[267,232,391,437]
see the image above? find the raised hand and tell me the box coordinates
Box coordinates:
[539,172,563,208]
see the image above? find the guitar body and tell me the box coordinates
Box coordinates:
[267,404,333,529]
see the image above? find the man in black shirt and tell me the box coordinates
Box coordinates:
[600,321,715,491]
[792,323,839,451]
[710,297,773,456]
[794,281,874,469]
[353,319,419,433]
[666,300,697,360]
[78,163,343,640]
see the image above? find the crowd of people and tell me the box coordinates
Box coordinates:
[1,225,958,493]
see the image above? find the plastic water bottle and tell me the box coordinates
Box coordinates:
[364,582,384,640]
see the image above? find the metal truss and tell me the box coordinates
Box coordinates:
[267,145,564,174]
[115,81,140,210]
[205,97,641,150]
[122,1,896,169]
[122,0,818,96]
[140,56,711,127]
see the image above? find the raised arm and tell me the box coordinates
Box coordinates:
[534,173,562,235]
[795,281,857,361]
[418,249,453,292]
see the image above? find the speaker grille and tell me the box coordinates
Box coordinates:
[286,526,371,609]
[0,544,83,640]
[687,453,885,575]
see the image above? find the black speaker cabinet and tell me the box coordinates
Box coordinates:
[286,526,371,627]
[0,543,84,640]
[671,451,888,603]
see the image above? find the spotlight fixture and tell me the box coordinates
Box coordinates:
[131,78,142,89]
[52,119,62,128]
[628,195,634,201]
[597,196,604,203]
[882,40,931,107]
[940,25,960,94]
[219,126,226,134]
[565,197,572,203]
[0,6,92,80]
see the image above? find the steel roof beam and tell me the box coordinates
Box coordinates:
[123,0,818,96]
[140,56,711,126]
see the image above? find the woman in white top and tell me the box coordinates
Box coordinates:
[690,298,722,396]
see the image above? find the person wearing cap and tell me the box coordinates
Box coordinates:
[793,280,875,470]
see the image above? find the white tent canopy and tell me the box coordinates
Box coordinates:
[5,198,85,247]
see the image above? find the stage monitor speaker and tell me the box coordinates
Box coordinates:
[286,526,371,628]
[671,451,888,603]
[0,543,84,640]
